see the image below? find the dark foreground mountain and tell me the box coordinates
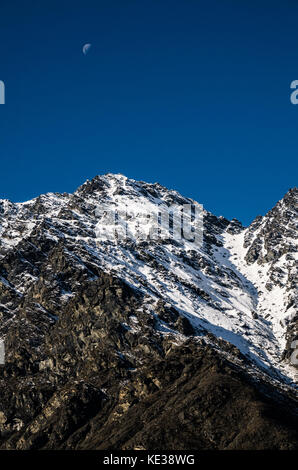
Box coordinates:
[0,174,297,449]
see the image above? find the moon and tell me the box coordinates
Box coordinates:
[82,43,92,55]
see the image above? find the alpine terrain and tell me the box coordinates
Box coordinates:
[0,174,297,450]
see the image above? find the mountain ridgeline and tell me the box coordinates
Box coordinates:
[0,174,297,449]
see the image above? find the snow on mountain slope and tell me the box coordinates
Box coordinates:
[223,188,297,381]
[0,175,297,386]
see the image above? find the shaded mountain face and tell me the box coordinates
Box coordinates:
[0,174,297,450]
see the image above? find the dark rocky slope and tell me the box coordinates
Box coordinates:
[0,270,297,450]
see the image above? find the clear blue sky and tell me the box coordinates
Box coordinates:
[0,0,297,225]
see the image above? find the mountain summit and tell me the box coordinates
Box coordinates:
[0,175,297,449]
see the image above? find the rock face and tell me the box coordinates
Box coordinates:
[0,174,297,450]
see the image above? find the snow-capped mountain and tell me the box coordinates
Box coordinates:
[0,174,296,381]
[0,174,297,450]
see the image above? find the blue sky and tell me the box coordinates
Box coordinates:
[0,0,297,225]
